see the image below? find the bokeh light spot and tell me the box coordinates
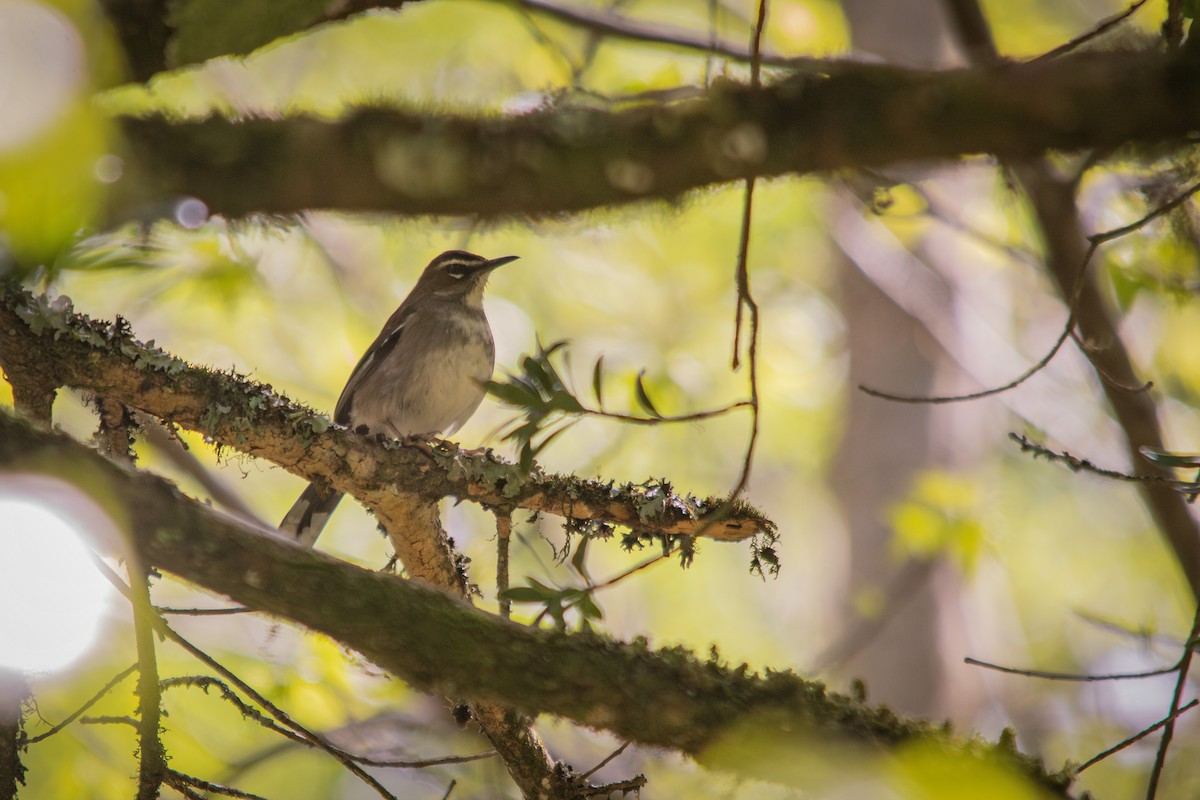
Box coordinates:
[174,197,209,229]
[0,490,117,673]
[0,0,85,151]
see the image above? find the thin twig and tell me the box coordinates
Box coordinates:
[156,605,250,616]
[353,751,497,769]
[159,676,306,743]
[1008,433,1185,489]
[1145,611,1200,800]
[585,776,647,795]
[964,656,1180,682]
[859,296,1076,404]
[166,779,207,800]
[508,0,806,68]
[579,741,629,780]
[129,563,166,800]
[589,550,673,592]
[90,559,400,800]
[165,769,271,800]
[1077,699,1199,773]
[81,715,138,728]
[1029,0,1152,63]
[1089,178,1200,246]
[584,400,753,426]
[726,0,768,505]
[1067,330,1154,393]
[497,511,512,620]
[25,664,137,744]
[861,177,1200,405]
[1074,609,1184,650]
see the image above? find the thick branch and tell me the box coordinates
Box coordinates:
[374,497,566,798]
[941,0,1200,603]
[1020,169,1200,601]
[111,50,1200,220]
[0,410,1075,796]
[0,288,768,541]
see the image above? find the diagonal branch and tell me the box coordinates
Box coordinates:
[942,0,1200,605]
[0,287,769,543]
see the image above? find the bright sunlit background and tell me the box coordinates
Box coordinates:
[0,479,119,674]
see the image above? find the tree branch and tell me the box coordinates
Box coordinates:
[0,287,768,543]
[111,50,1200,221]
[941,0,1200,604]
[1019,169,1200,600]
[0,409,1077,796]
[130,563,166,800]
[0,670,28,800]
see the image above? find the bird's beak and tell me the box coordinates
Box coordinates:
[486,255,520,270]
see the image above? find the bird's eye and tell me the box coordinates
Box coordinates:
[446,269,467,279]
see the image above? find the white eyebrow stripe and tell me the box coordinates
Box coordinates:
[435,257,486,270]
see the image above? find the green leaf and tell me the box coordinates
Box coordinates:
[486,379,543,409]
[548,390,584,414]
[576,591,604,620]
[570,535,591,581]
[523,354,555,394]
[1140,446,1200,468]
[518,441,535,474]
[592,356,605,410]
[499,587,552,603]
[545,598,566,630]
[634,370,663,419]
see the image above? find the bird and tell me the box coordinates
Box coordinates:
[278,249,517,547]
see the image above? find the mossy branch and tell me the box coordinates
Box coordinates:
[0,409,1076,796]
[0,286,770,542]
[110,50,1200,220]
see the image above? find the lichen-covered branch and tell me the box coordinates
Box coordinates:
[110,50,1200,221]
[0,410,1076,796]
[374,495,568,798]
[0,287,769,542]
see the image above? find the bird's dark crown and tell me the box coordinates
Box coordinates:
[415,250,518,292]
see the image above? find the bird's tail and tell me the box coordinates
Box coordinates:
[279,484,344,548]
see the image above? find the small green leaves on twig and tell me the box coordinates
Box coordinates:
[484,340,581,472]
[484,340,751,471]
[633,370,663,419]
[749,529,781,578]
[500,578,604,632]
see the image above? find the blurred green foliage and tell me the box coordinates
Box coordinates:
[5,0,1200,797]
